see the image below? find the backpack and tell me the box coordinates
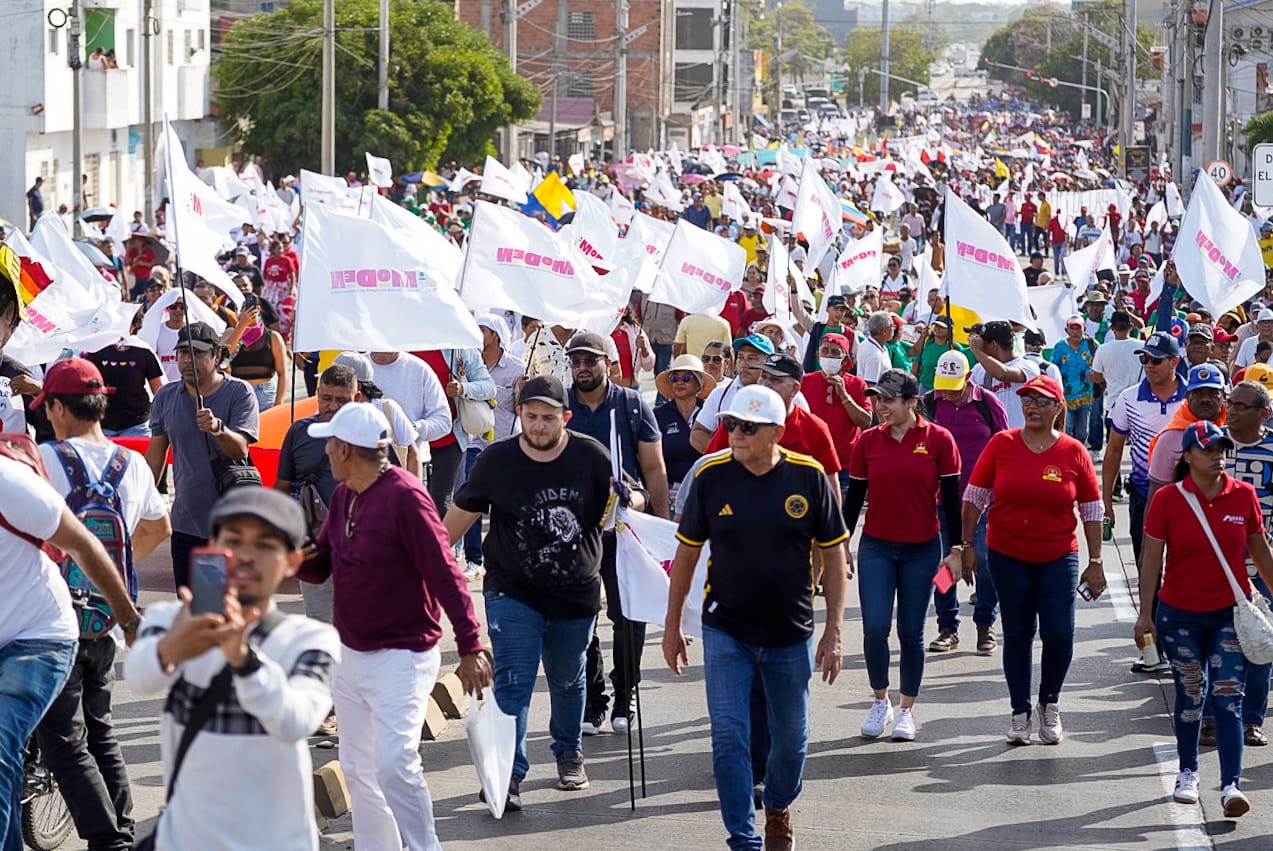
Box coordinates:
[921,390,996,432]
[0,432,66,563]
[51,441,137,639]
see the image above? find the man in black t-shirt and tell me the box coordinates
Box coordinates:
[664,383,847,851]
[446,375,615,810]
[85,341,163,436]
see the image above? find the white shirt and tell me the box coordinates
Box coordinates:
[1235,334,1271,369]
[369,353,452,456]
[696,376,808,435]
[857,337,891,384]
[38,438,167,533]
[1091,337,1145,413]
[155,323,182,384]
[0,373,27,433]
[0,457,78,646]
[970,355,1041,429]
[898,237,918,273]
[124,602,340,851]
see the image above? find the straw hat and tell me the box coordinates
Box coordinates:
[655,354,717,400]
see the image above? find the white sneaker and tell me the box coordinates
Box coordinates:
[1172,770,1200,804]
[611,715,630,734]
[1007,712,1032,745]
[1037,702,1063,744]
[1222,783,1251,818]
[892,707,916,741]
[462,562,484,581]
[860,698,894,738]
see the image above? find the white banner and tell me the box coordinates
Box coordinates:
[645,171,684,211]
[449,168,481,193]
[774,175,799,210]
[1063,225,1116,287]
[721,182,748,221]
[615,508,710,636]
[292,203,481,352]
[1026,284,1080,351]
[833,228,884,293]
[365,153,394,188]
[871,171,906,215]
[650,220,746,315]
[563,191,620,272]
[365,194,463,290]
[627,213,676,266]
[1169,171,1265,317]
[764,233,793,327]
[791,158,843,269]
[1165,181,1185,218]
[458,200,608,324]
[940,188,1034,329]
[609,191,636,227]
[479,155,530,205]
[299,169,359,215]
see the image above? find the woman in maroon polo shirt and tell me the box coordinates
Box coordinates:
[844,369,963,742]
[961,375,1104,747]
[1136,420,1273,816]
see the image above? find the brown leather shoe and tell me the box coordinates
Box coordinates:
[764,806,793,851]
[1246,724,1269,747]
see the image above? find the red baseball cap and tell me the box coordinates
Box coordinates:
[1212,327,1237,343]
[1015,374,1065,403]
[29,358,114,410]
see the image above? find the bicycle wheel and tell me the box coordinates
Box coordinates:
[21,785,73,851]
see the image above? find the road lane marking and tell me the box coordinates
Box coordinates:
[1104,568,1138,623]
[1152,741,1214,850]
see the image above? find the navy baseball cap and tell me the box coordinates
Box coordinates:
[1181,420,1233,452]
[1135,331,1180,359]
[732,333,775,356]
[1185,363,1224,392]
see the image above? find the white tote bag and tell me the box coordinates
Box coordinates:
[465,688,517,818]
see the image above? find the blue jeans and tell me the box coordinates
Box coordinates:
[456,446,484,564]
[102,422,151,438]
[1086,398,1104,452]
[484,592,595,782]
[1157,601,1247,787]
[250,376,277,411]
[1021,223,1036,254]
[652,343,673,377]
[702,626,812,850]
[987,549,1078,715]
[858,534,941,697]
[1053,242,1067,275]
[934,511,997,631]
[1202,574,1272,727]
[1064,403,1090,445]
[0,639,77,851]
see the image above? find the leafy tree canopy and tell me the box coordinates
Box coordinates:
[212,0,540,175]
[1246,112,1273,151]
[843,27,935,106]
[747,1,837,85]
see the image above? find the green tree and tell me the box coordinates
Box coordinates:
[1246,112,1273,151]
[213,0,539,175]
[842,28,934,107]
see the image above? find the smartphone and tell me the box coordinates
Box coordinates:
[190,547,231,615]
[1077,580,1096,602]
[242,293,260,310]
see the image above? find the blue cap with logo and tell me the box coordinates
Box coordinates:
[1180,420,1234,452]
[732,333,775,356]
[1185,363,1225,392]
[1135,331,1180,359]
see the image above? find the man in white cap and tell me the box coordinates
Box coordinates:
[1233,308,1273,370]
[663,384,847,851]
[299,403,491,851]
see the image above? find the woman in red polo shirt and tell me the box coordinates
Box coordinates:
[962,375,1104,747]
[1136,420,1273,816]
[844,369,963,742]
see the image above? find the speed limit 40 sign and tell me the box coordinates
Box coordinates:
[1255,144,1273,207]
[1207,159,1234,186]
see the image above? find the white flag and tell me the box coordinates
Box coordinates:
[292,203,481,352]
[366,194,463,290]
[365,153,394,188]
[609,191,636,227]
[940,189,1034,329]
[791,158,843,270]
[777,145,803,176]
[774,176,799,210]
[1165,182,1185,218]
[645,171,684,211]
[567,153,585,175]
[1026,284,1080,352]
[833,228,884,293]
[1169,171,1265,317]
[479,156,529,205]
[1063,225,1116,287]
[627,213,676,266]
[563,191,620,272]
[764,234,793,326]
[650,220,746,315]
[615,507,710,635]
[871,171,906,215]
[1145,201,1167,230]
[299,169,358,215]
[449,168,481,193]
[162,119,243,306]
[721,182,748,221]
[458,200,608,324]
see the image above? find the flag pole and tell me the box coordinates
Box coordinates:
[160,113,203,407]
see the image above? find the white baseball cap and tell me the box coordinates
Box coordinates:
[724,385,786,426]
[308,402,391,449]
[1259,308,1273,323]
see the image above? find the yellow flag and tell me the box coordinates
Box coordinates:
[994,157,1010,178]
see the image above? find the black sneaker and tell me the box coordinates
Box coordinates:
[611,696,634,733]
[556,749,589,790]
[581,711,605,736]
[478,776,523,812]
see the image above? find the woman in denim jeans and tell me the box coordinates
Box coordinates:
[961,375,1105,747]
[1136,420,1273,818]
[844,369,963,742]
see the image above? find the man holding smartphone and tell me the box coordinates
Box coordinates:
[124,489,339,851]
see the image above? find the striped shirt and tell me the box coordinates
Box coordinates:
[1107,378,1186,496]
[1226,428,1273,576]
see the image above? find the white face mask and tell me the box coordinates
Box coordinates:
[819,356,843,375]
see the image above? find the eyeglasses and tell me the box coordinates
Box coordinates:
[1228,400,1263,412]
[818,349,845,358]
[146,284,165,291]
[1138,355,1166,365]
[1019,395,1056,407]
[168,303,186,311]
[668,372,698,384]
[702,355,724,363]
[569,355,603,368]
[721,417,764,435]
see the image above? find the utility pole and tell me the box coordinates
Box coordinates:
[1081,18,1089,125]
[322,0,335,174]
[859,66,866,109]
[773,2,782,125]
[549,1,566,159]
[142,0,155,217]
[378,0,389,111]
[69,0,83,227]
[615,0,627,156]
[715,4,726,144]
[733,0,745,146]
[503,0,518,161]
[879,0,891,114]
[1123,0,1137,150]
[1200,0,1223,168]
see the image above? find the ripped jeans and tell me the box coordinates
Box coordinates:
[1156,601,1246,787]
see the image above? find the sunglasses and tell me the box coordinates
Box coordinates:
[569,355,603,368]
[146,284,165,291]
[668,372,698,383]
[721,417,764,435]
[169,303,186,311]
[702,355,724,363]
[1138,355,1166,365]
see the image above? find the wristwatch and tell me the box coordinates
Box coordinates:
[949,543,965,553]
[1089,557,1104,565]
[118,616,141,635]
[231,646,263,677]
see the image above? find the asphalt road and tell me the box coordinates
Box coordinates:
[48,455,1273,851]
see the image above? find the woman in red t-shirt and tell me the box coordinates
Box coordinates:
[962,375,1104,747]
[1136,420,1273,815]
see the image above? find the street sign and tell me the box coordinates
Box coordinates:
[1254,143,1273,207]
[1207,159,1234,186]
[1081,103,1091,120]
[1124,145,1151,183]
[1087,26,1118,51]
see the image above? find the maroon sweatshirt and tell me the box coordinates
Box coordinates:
[299,467,483,656]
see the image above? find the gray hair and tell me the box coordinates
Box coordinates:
[1235,379,1271,410]
[866,310,894,339]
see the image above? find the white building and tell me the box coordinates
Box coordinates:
[0,0,211,231]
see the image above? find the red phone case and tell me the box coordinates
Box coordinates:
[932,563,956,594]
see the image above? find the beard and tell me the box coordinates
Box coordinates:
[572,371,604,392]
[521,429,564,452]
